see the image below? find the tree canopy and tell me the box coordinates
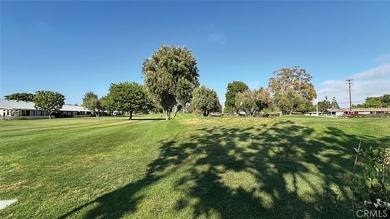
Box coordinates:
[224,81,249,114]
[318,96,331,112]
[33,91,65,119]
[5,92,35,102]
[82,92,101,116]
[331,97,340,109]
[363,95,390,108]
[235,89,258,116]
[275,88,305,114]
[364,97,383,108]
[269,67,316,114]
[100,95,115,113]
[142,45,199,120]
[191,86,221,117]
[255,88,272,112]
[176,78,196,112]
[106,82,153,120]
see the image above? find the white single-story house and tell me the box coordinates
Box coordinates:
[325,109,346,117]
[0,99,91,119]
[350,108,390,115]
[325,108,390,117]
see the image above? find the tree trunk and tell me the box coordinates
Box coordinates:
[49,112,52,119]
[173,109,179,119]
[129,110,133,120]
[165,110,171,120]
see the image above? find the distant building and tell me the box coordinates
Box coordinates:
[325,108,390,117]
[325,109,346,117]
[0,99,91,119]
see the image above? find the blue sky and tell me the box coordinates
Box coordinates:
[1,1,389,107]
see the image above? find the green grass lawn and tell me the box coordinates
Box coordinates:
[1,115,389,218]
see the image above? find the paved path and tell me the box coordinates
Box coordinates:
[0,199,17,210]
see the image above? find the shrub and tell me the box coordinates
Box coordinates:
[351,143,390,214]
[262,108,272,115]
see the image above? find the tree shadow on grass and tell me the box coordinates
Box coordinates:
[130,118,165,121]
[169,123,352,218]
[57,176,155,219]
[58,120,390,218]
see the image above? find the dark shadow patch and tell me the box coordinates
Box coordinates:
[130,118,165,121]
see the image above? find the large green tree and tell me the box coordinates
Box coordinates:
[5,92,35,102]
[361,94,390,108]
[318,96,332,112]
[364,97,383,108]
[176,78,196,113]
[275,88,305,114]
[255,88,272,112]
[82,92,101,116]
[100,95,115,115]
[224,81,249,114]
[331,97,340,109]
[382,94,390,107]
[191,86,221,117]
[106,82,153,120]
[269,66,316,113]
[235,89,258,116]
[142,45,199,120]
[33,91,65,119]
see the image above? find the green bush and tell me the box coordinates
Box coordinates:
[262,108,272,115]
[351,144,390,212]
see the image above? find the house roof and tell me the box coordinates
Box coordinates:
[325,108,347,112]
[0,100,90,112]
[326,108,390,112]
[0,99,35,110]
[351,108,390,112]
[61,104,91,112]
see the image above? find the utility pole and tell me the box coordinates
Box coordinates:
[316,90,319,116]
[346,79,353,113]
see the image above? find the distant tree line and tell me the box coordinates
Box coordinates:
[5,45,388,119]
[353,94,390,108]
[224,66,318,115]
[4,92,35,102]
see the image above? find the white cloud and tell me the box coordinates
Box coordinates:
[207,34,227,45]
[353,64,390,79]
[373,54,390,65]
[317,64,390,107]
